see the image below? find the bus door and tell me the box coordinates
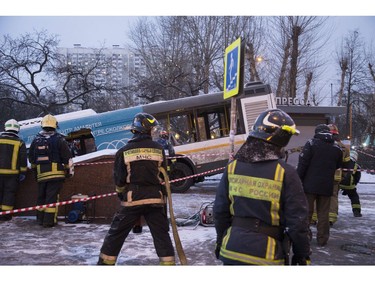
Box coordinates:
[195,106,230,141]
[65,128,97,157]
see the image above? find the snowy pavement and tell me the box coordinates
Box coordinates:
[1,173,375,278]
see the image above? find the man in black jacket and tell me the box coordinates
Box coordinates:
[97,112,175,265]
[214,109,311,265]
[297,124,343,247]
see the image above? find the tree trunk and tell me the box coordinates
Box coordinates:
[289,25,301,98]
[369,63,375,84]
[246,42,260,82]
[338,58,348,106]
[276,39,291,97]
[303,72,313,104]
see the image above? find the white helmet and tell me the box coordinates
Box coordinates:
[5,119,20,133]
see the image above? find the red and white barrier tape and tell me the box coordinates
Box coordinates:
[0,192,117,216]
[0,166,225,216]
[6,148,375,216]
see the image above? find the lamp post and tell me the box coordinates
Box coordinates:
[345,95,351,140]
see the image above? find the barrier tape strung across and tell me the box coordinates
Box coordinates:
[4,147,375,216]
[0,166,225,216]
[72,152,230,166]
[0,192,117,216]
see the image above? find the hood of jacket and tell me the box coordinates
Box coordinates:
[235,137,283,163]
[313,131,334,143]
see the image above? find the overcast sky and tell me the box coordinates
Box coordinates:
[0,16,374,49]
[1,0,374,105]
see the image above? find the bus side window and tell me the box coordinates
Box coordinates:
[168,114,196,145]
[197,107,229,140]
[84,138,97,153]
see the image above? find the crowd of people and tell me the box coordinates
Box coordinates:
[0,109,363,266]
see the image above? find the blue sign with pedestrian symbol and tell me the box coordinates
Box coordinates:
[224,37,241,99]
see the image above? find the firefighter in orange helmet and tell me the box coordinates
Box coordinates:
[28,114,74,227]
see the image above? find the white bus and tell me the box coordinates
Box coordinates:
[19,82,276,192]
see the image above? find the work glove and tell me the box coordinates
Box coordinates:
[19,174,26,182]
[215,243,221,259]
[291,255,311,265]
[117,192,124,201]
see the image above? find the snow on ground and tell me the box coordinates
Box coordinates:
[1,173,375,280]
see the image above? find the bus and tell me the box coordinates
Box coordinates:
[19,82,276,192]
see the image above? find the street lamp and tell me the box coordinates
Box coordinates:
[345,85,352,140]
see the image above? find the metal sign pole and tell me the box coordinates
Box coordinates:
[229,97,237,160]
[223,37,244,162]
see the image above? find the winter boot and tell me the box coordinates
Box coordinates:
[36,211,44,225]
[353,209,362,217]
[132,225,143,233]
[97,255,116,265]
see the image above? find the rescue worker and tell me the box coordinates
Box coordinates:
[297,124,342,247]
[214,109,311,265]
[156,130,176,158]
[132,130,176,234]
[28,114,74,227]
[311,124,350,225]
[328,124,350,224]
[0,119,27,221]
[97,112,175,265]
[340,150,362,217]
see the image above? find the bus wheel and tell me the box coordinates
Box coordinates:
[170,162,194,193]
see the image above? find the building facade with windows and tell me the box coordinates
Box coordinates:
[58,44,145,88]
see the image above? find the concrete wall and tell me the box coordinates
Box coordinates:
[15,155,119,221]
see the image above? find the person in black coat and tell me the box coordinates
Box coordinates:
[297,124,343,247]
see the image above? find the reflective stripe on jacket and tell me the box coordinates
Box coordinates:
[114,134,167,207]
[340,160,361,190]
[0,133,27,175]
[216,159,285,265]
[215,157,310,265]
[28,131,72,183]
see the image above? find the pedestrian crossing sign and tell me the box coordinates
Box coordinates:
[224,37,241,99]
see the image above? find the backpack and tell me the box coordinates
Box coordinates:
[33,136,53,164]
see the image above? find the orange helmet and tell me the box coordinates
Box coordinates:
[328,124,339,135]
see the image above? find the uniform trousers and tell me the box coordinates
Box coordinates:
[305,192,331,246]
[36,180,63,226]
[99,204,175,264]
[0,175,19,210]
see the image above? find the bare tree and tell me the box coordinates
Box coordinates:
[268,16,329,99]
[128,16,206,102]
[336,30,372,141]
[0,30,113,117]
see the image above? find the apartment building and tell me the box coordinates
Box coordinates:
[58,44,145,88]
